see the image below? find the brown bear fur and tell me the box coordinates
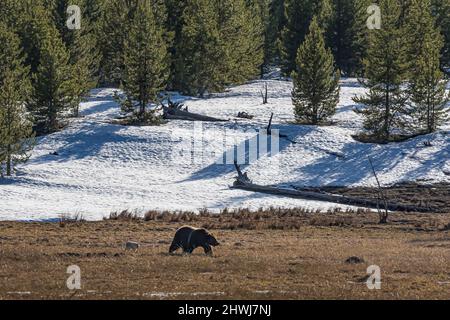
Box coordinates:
[169,226,220,255]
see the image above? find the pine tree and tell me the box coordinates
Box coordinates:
[255,0,272,76]
[29,26,75,134]
[353,0,410,142]
[266,0,286,64]
[44,0,73,44]
[68,0,102,116]
[176,0,224,96]
[431,0,450,70]
[174,0,266,94]
[165,0,187,89]
[329,0,370,76]
[69,29,100,117]
[220,0,265,84]
[121,0,169,122]
[0,23,34,177]
[98,0,130,85]
[405,0,449,133]
[251,0,269,78]
[45,0,101,116]
[84,0,105,25]
[292,17,340,125]
[0,0,24,29]
[280,0,333,75]
[12,0,55,75]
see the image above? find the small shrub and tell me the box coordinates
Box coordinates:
[107,210,141,221]
[59,213,86,227]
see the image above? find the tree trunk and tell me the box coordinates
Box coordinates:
[6,145,11,176]
[384,88,390,141]
[139,99,146,116]
[427,95,432,134]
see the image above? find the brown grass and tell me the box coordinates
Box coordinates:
[0,210,449,300]
[107,207,370,230]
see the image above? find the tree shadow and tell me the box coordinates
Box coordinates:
[281,132,449,188]
[29,121,171,164]
[209,189,286,209]
[183,124,314,182]
[79,100,118,118]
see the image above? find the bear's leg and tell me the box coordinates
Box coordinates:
[203,245,213,256]
[183,247,194,254]
[169,242,179,253]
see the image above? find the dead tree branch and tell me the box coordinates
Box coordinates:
[260,82,268,104]
[368,157,389,224]
[266,113,297,144]
[163,98,227,122]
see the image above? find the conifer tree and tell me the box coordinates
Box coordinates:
[266,0,286,64]
[176,0,224,96]
[98,0,130,85]
[353,0,410,142]
[84,0,105,25]
[3,0,74,133]
[69,0,102,116]
[165,0,187,89]
[29,26,75,134]
[329,0,370,76]
[292,17,340,125]
[220,0,265,84]
[431,0,450,70]
[280,0,333,75]
[175,0,266,94]
[69,29,100,117]
[121,0,169,122]
[0,0,24,29]
[0,24,34,176]
[44,0,73,44]
[45,0,101,116]
[13,0,55,75]
[405,0,449,133]
[98,0,168,86]
[253,0,270,78]
[255,0,272,75]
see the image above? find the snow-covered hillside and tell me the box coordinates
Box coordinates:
[0,78,449,220]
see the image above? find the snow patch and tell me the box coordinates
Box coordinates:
[0,79,448,220]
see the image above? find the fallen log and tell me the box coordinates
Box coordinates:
[163,106,228,122]
[230,164,435,213]
[234,160,252,184]
[237,111,254,119]
[231,182,434,213]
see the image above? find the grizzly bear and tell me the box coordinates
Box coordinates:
[169,226,220,255]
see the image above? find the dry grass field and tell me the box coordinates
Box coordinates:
[0,208,449,300]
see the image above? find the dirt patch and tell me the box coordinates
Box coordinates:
[311,182,450,213]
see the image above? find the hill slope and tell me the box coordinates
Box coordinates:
[0,79,449,220]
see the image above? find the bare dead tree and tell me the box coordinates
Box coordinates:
[368,157,389,224]
[266,112,274,134]
[233,160,252,186]
[265,113,297,144]
[260,82,268,104]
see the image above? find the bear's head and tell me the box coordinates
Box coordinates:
[200,229,220,246]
